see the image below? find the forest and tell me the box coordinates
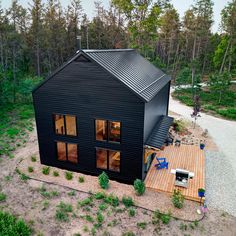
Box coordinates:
[0,0,235,112]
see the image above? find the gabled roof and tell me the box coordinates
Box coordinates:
[33,49,171,102]
[145,115,173,149]
[83,49,171,102]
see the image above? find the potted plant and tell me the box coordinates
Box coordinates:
[198,188,205,198]
[200,140,205,150]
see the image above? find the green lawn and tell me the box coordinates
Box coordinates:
[172,85,236,120]
[0,104,34,158]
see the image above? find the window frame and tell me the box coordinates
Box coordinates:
[94,118,121,144]
[53,113,78,137]
[95,147,121,173]
[55,141,78,164]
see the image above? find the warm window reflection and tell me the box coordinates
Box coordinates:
[96,120,107,141]
[67,143,78,163]
[65,115,77,136]
[96,148,107,169]
[57,142,66,161]
[109,150,120,172]
[54,115,65,135]
[109,121,121,143]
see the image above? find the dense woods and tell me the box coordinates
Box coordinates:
[0,0,235,107]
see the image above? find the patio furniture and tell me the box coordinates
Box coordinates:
[171,168,194,188]
[155,157,169,170]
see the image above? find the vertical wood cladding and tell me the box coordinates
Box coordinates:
[33,59,145,183]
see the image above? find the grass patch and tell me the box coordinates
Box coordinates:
[78,176,84,183]
[78,197,93,207]
[55,202,73,222]
[31,156,37,162]
[94,192,106,200]
[99,203,108,211]
[0,192,7,202]
[38,185,60,199]
[15,168,30,181]
[42,166,50,175]
[137,222,147,229]
[152,210,171,225]
[104,194,119,207]
[53,170,59,177]
[65,171,73,180]
[28,166,34,173]
[122,196,134,208]
[173,87,236,120]
[0,210,31,235]
[128,208,135,217]
[68,190,76,196]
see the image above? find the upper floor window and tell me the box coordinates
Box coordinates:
[95,119,121,143]
[54,114,77,136]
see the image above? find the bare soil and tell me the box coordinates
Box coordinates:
[0,125,236,236]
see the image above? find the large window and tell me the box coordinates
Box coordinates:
[56,141,78,164]
[95,119,121,143]
[54,114,77,136]
[96,148,120,172]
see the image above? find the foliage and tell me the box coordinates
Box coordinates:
[152,210,171,225]
[28,166,34,173]
[65,171,73,180]
[176,67,192,86]
[53,171,59,177]
[78,197,93,207]
[0,193,7,202]
[172,189,185,209]
[31,156,37,162]
[122,196,134,208]
[42,167,50,175]
[98,203,108,211]
[0,210,31,236]
[104,194,119,207]
[96,211,104,225]
[15,168,30,181]
[55,202,73,222]
[78,176,84,183]
[128,208,135,217]
[137,222,147,229]
[133,179,146,196]
[98,171,109,189]
[94,192,106,200]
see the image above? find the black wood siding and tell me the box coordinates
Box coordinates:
[33,60,145,183]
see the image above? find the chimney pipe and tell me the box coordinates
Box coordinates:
[76,35,81,51]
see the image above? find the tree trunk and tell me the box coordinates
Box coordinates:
[220,38,231,74]
[191,35,197,97]
[228,42,232,73]
[36,38,40,76]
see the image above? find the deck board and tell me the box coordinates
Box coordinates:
[145,145,205,202]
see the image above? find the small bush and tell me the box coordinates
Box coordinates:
[172,189,184,209]
[42,167,50,175]
[65,171,73,180]
[122,196,134,208]
[98,171,109,189]
[15,168,29,181]
[128,208,135,217]
[137,222,147,229]
[78,197,93,207]
[55,202,73,222]
[84,214,94,223]
[42,200,49,210]
[179,222,188,231]
[152,210,171,225]
[0,192,7,202]
[99,203,108,211]
[0,210,31,236]
[78,176,84,183]
[104,194,119,207]
[94,192,106,200]
[96,211,104,225]
[133,179,145,196]
[31,156,37,162]
[68,190,76,196]
[28,166,34,173]
[53,171,59,177]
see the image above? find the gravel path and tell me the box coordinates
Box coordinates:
[169,88,236,216]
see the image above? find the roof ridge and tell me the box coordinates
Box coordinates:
[81,49,135,53]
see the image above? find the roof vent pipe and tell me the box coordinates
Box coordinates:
[76,35,81,51]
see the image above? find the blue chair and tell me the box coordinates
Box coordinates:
[155,157,169,170]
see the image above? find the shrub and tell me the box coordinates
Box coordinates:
[78,176,84,183]
[68,190,76,196]
[104,194,119,207]
[53,171,59,177]
[172,189,184,209]
[78,197,93,207]
[152,210,171,225]
[15,168,29,181]
[55,202,73,222]
[137,222,147,229]
[98,171,109,189]
[122,196,134,208]
[0,192,7,202]
[31,156,37,162]
[0,210,31,236]
[94,192,106,200]
[133,179,145,196]
[128,208,135,217]
[42,167,50,175]
[28,166,34,173]
[96,211,104,225]
[84,214,94,223]
[65,171,73,180]
[99,203,108,211]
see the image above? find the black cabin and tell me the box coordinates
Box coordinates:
[32,49,173,184]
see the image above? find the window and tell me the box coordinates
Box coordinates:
[56,142,78,164]
[54,114,77,136]
[95,119,121,143]
[96,120,107,141]
[96,148,120,172]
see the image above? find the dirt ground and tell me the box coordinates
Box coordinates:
[0,125,236,236]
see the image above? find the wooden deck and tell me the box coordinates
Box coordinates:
[145,145,205,202]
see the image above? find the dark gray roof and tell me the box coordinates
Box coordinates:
[83,49,171,102]
[33,49,171,102]
[145,115,173,149]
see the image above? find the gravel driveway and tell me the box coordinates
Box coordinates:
[169,88,236,216]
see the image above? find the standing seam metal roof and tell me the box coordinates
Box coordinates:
[83,49,171,102]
